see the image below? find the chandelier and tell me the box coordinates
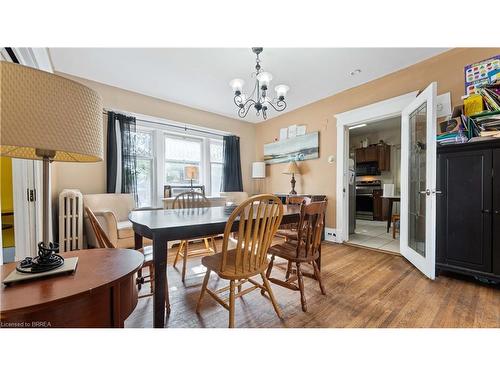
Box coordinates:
[229,47,289,120]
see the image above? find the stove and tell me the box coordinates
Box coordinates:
[355,180,381,220]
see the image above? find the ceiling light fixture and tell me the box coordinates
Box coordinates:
[349,123,367,129]
[229,47,289,120]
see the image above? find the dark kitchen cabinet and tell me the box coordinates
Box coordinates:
[355,148,366,163]
[377,144,391,171]
[436,139,500,281]
[355,144,391,171]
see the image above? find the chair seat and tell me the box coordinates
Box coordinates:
[117,220,134,239]
[276,228,298,240]
[201,248,266,280]
[269,241,317,262]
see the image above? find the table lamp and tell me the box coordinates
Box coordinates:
[184,165,199,190]
[0,61,103,273]
[283,160,300,194]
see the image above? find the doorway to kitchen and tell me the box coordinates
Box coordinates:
[335,91,420,254]
[347,117,401,253]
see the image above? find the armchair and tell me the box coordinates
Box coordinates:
[83,193,149,248]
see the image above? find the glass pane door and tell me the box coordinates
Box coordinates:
[408,102,427,257]
[400,82,437,279]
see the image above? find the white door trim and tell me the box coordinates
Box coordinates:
[334,91,419,244]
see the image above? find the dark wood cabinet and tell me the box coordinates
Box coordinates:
[436,139,500,281]
[377,145,391,171]
[355,144,391,171]
[355,148,366,163]
[364,146,378,162]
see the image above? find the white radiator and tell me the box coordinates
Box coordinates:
[58,189,84,252]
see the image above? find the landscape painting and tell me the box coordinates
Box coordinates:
[264,131,319,164]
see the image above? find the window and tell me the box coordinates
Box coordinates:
[133,130,154,207]
[164,135,202,185]
[209,140,223,196]
[134,119,225,206]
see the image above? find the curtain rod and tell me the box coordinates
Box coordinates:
[102,110,231,138]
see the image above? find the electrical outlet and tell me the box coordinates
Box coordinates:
[324,227,336,242]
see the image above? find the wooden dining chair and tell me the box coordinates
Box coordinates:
[196,194,284,328]
[266,199,327,312]
[172,191,218,282]
[275,196,312,279]
[85,206,170,311]
[276,196,312,242]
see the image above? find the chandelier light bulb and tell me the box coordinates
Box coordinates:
[256,71,273,90]
[274,84,290,100]
[229,78,245,95]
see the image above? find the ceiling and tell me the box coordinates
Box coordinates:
[349,116,401,135]
[48,48,448,123]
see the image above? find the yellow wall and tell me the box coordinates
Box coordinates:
[51,73,256,205]
[255,48,500,228]
[1,157,14,212]
[1,157,15,247]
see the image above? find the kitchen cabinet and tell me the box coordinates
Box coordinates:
[436,139,500,281]
[355,144,391,171]
[377,145,391,171]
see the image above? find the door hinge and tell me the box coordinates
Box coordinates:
[27,189,35,202]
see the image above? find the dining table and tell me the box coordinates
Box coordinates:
[382,195,400,233]
[129,204,305,328]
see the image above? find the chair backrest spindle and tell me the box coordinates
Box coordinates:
[173,191,210,209]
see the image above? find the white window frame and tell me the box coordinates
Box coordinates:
[208,138,224,197]
[134,126,156,208]
[134,119,225,207]
[164,132,204,187]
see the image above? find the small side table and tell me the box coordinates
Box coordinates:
[1,249,143,328]
[382,196,400,233]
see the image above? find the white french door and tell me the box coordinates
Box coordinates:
[400,82,437,279]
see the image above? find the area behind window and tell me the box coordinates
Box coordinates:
[135,120,224,207]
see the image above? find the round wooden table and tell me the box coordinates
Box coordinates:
[0,249,144,328]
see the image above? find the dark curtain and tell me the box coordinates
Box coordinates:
[106,111,138,201]
[222,135,243,192]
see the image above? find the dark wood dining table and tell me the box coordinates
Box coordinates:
[382,196,400,233]
[129,205,304,328]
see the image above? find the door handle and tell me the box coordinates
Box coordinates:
[432,190,442,195]
[419,189,431,196]
[482,209,491,214]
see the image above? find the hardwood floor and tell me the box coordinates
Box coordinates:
[126,241,500,328]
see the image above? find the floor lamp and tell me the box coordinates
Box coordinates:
[0,61,103,273]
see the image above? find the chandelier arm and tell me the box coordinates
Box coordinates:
[266,99,287,112]
[238,99,256,118]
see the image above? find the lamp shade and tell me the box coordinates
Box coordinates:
[274,84,290,99]
[283,160,300,175]
[229,78,245,94]
[0,61,103,162]
[252,161,266,178]
[184,165,199,180]
[256,71,273,89]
